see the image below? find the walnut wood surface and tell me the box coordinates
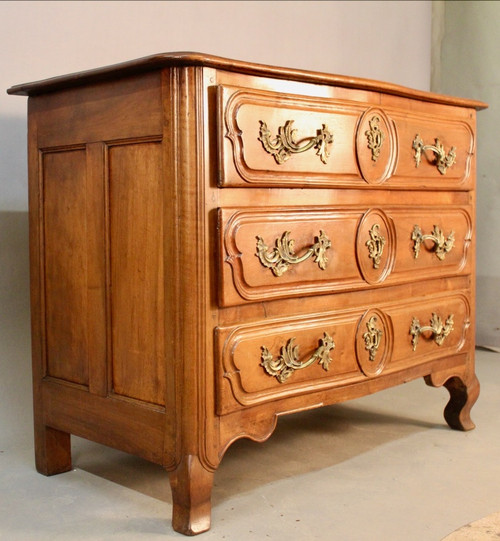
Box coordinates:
[219,84,475,188]
[219,205,472,305]
[12,53,484,535]
[7,51,488,110]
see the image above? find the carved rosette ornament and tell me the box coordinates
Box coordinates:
[260,332,335,383]
[256,230,331,277]
[258,120,334,165]
[365,115,385,162]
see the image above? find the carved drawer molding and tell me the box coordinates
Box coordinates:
[216,291,469,414]
[219,206,472,306]
[218,85,475,190]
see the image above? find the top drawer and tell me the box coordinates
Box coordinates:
[217,85,475,189]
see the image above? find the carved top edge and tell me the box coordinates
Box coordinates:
[7,51,488,110]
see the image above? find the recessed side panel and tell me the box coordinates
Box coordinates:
[42,148,90,386]
[108,140,166,407]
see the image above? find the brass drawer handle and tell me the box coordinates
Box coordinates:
[412,134,456,175]
[261,332,335,383]
[258,120,334,165]
[411,224,455,261]
[410,313,454,351]
[256,230,331,277]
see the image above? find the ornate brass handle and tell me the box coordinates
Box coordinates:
[261,332,335,383]
[256,230,331,277]
[412,134,456,175]
[412,224,455,261]
[258,120,334,165]
[410,313,454,351]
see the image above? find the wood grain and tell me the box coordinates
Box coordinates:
[43,148,89,386]
[109,141,166,406]
[13,53,484,536]
[219,205,472,306]
[218,84,475,189]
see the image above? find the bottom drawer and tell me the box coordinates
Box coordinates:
[216,291,470,414]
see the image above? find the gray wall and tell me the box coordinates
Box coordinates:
[432,1,499,349]
[0,1,432,450]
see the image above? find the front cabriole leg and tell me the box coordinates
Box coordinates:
[425,368,479,431]
[169,455,215,535]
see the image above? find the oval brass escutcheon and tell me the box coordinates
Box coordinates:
[356,108,397,184]
[356,309,393,377]
[355,208,396,285]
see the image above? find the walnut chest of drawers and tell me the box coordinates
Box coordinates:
[8,53,487,535]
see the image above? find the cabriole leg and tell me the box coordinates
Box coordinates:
[425,370,480,431]
[169,455,214,536]
[442,374,480,431]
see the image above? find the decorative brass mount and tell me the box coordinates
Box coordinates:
[365,115,385,162]
[256,230,331,277]
[410,313,454,351]
[412,134,456,175]
[260,332,335,383]
[366,223,386,269]
[363,315,383,362]
[258,120,334,165]
[412,225,455,261]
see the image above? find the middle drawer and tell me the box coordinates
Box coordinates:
[219,205,472,306]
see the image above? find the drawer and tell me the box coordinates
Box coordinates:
[216,291,470,414]
[217,85,474,189]
[219,205,472,306]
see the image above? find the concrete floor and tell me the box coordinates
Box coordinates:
[1,348,499,540]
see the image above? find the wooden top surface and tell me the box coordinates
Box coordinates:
[7,51,488,110]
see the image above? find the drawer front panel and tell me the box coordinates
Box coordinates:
[218,85,366,187]
[218,85,474,189]
[219,207,361,305]
[391,206,472,280]
[216,292,470,414]
[391,111,474,188]
[219,206,472,306]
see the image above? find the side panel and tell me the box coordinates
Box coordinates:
[109,141,166,406]
[43,148,90,386]
[29,72,174,466]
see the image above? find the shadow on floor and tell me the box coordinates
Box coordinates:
[72,397,443,506]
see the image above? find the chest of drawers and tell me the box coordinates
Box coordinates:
[8,53,487,535]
